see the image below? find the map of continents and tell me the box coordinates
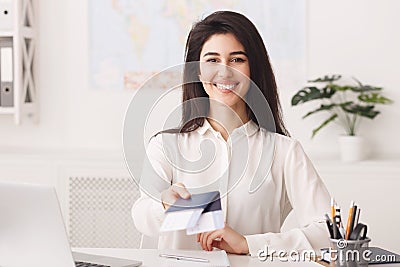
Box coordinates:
[89,0,305,90]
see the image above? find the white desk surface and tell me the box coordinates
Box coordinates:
[73,248,324,267]
[74,248,400,267]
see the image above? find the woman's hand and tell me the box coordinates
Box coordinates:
[197,224,249,254]
[160,182,190,210]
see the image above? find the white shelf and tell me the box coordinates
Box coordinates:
[0,0,38,124]
[0,107,15,114]
[21,27,35,38]
[0,31,14,37]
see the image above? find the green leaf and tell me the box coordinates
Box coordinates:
[311,114,338,138]
[303,103,336,118]
[327,84,358,91]
[341,104,380,119]
[352,77,364,87]
[358,93,393,104]
[351,78,382,92]
[339,101,354,107]
[351,85,382,93]
[308,75,342,83]
[291,86,336,106]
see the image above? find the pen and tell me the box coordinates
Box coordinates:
[324,213,334,238]
[159,253,210,263]
[354,208,361,226]
[345,201,355,240]
[331,215,341,239]
[335,205,346,238]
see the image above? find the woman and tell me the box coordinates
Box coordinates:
[132,11,331,256]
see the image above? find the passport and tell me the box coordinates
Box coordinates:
[166,191,221,212]
[160,191,224,235]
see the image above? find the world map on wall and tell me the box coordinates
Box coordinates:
[89,0,306,90]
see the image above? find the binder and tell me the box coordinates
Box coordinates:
[0,37,14,107]
[0,0,14,31]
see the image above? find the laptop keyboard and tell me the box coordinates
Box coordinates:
[75,261,110,267]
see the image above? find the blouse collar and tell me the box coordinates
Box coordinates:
[197,119,259,137]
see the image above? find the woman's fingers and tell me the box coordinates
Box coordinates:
[212,239,235,252]
[205,230,223,251]
[160,189,177,209]
[161,183,190,210]
[200,232,209,251]
[171,183,191,199]
[198,230,220,251]
[198,225,249,254]
[199,232,206,250]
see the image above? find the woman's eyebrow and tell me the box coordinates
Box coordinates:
[230,51,247,56]
[203,51,248,57]
[203,52,220,57]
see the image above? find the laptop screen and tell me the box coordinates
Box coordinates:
[0,182,141,267]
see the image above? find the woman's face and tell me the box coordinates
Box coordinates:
[199,33,251,110]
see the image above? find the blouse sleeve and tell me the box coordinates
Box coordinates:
[131,134,173,237]
[244,140,331,256]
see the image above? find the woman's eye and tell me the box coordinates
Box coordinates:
[206,58,218,63]
[231,58,245,63]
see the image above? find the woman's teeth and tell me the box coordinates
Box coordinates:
[215,83,236,90]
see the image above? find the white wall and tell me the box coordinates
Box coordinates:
[0,0,399,159]
[284,0,400,159]
[0,0,399,251]
[0,0,133,154]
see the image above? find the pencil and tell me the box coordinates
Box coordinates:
[349,205,358,238]
[345,201,355,239]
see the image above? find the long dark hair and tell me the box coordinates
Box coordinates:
[172,10,289,136]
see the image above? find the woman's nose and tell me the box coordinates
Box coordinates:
[217,63,233,78]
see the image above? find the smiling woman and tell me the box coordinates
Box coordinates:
[199,33,251,139]
[180,11,288,137]
[132,10,332,257]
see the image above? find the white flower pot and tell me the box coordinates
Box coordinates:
[338,136,366,162]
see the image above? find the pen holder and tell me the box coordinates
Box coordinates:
[329,238,371,267]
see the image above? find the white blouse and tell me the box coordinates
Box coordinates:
[131,120,331,256]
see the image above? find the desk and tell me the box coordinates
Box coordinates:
[74,248,400,267]
[73,248,323,266]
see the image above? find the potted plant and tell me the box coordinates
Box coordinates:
[291,75,393,161]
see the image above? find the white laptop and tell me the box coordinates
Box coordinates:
[0,182,142,267]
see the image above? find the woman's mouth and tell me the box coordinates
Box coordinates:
[213,82,239,92]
